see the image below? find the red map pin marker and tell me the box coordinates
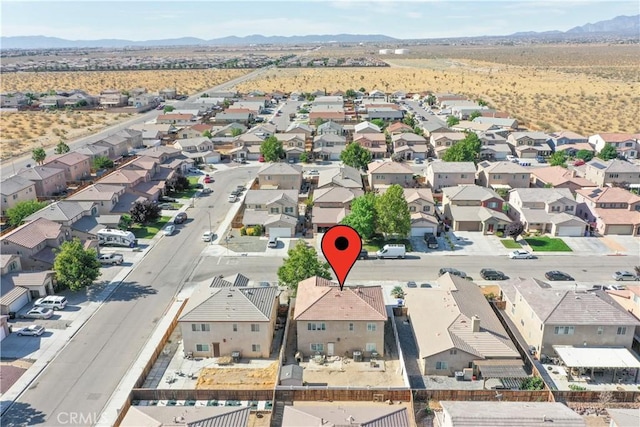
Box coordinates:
[321,225,362,291]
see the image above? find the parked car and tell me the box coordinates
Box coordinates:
[258,155,265,162]
[414,158,423,164]
[202,231,215,242]
[34,295,67,310]
[193,183,204,189]
[228,194,238,203]
[587,285,607,292]
[201,188,212,195]
[573,159,586,166]
[438,268,467,278]
[203,176,212,184]
[174,212,187,224]
[545,270,574,281]
[508,250,535,259]
[612,271,639,281]
[424,233,438,249]
[267,236,279,248]
[358,249,369,260]
[607,284,627,291]
[22,307,53,320]
[157,203,177,210]
[16,325,45,336]
[536,156,547,163]
[376,244,406,259]
[307,169,320,175]
[406,281,417,288]
[419,283,432,288]
[98,253,124,265]
[159,196,177,203]
[480,268,507,280]
[187,168,200,174]
[163,224,176,236]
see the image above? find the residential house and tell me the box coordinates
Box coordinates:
[173,137,213,153]
[137,146,183,164]
[430,132,466,159]
[312,134,347,161]
[74,144,111,162]
[282,404,410,427]
[121,406,250,427]
[386,122,413,135]
[277,133,307,163]
[583,159,640,187]
[0,254,21,276]
[367,161,414,190]
[554,143,595,158]
[1,269,56,316]
[500,277,640,357]
[312,187,363,233]
[67,183,127,215]
[403,188,438,236]
[507,132,552,158]
[128,123,176,146]
[178,275,279,358]
[45,152,91,181]
[575,187,640,236]
[63,91,99,108]
[258,163,302,190]
[214,110,253,124]
[550,130,588,147]
[0,217,68,270]
[508,188,587,236]
[421,121,451,139]
[589,133,639,160]
[441,185,510,233]
[392,133,428,160]
[1,176,37,216]
[354,121,382,134]
[476,161,531,191]
[472,116,519,130]
[353,133,387,159]
[312,96,344,107]
[451,121,498,134]
[367,107,404,121]
[603,409,639,427]
[94,135,130,160]
[99,89,128,107]
[159,87,177,100]
[425,162,476,191]
[243,190,299,237]
[285,122,313,138]
[99,169,163,201]
[156,113,198,126]
[294,276,387,358]
[17,166,67,198]
[210,123,247,137]
[478,132,512,161]
[38,95,66,109]
[530,166,596,194]
[316,166,363,190]
[0,92,28,108]
[437,402,585,427]
[178,124,213,139]
[406,273,520,375]
[247,123,277,138]
[316,120,344,136]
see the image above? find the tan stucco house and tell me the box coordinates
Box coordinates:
[258,163,302,190]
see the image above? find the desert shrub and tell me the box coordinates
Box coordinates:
[240,227,247,236]
[496,230,504,237]
[568,384,587,391]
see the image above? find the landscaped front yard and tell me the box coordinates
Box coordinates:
[524,237,572,252]
[363,236,413,252]
[501,239,522,249]
[130,216,172,239]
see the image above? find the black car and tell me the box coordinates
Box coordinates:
[424,233,438,249]
[480,268,507,280]
[545,270,574,281]
[174,212,187,224]
[193,183,204,189]
[406,281,417,288]
[159,196,177,203]
[358,250,368,260]
[438,268,467,278]
[419,283,432,288]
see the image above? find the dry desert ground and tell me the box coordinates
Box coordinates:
[196,361,278,390]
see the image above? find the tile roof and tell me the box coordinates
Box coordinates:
[75,144,110,156]
[283,404,410,427]
[244,189,298,205]
[258,162,302,175]
[99,169,147,185]
[587,159,640,173]
[575,187,640,204]
[46,152,89,165]
[530,166,596,187]
[477,160,530,174]
[427,161,476,173]
[403,188,434,204]
[2,217,62,249]
[391,133,427,143]
[510,187,574,204]
[442,185,502,202]
[312,207,348,224]
[354,121,382,134]
[17,166,65,181]
[210,273,251,288]
[313,187,363,204]
[121,406,250,427]
[593,132,639,143]
[67,183,125,201]
[0,175,35,195]
[24,201,91,223]
[367,161,413,174]
[0,254,19,270]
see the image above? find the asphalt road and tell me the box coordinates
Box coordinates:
[0,166,258,427]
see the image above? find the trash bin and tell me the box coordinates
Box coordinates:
[8,312,16,319]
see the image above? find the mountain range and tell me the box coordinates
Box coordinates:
[1,15,637,49]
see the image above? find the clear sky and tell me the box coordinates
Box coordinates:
[2,0,638,40]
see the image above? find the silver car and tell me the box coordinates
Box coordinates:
[612,271,639,281]
[16,325,46,336]
[22,307,53,319]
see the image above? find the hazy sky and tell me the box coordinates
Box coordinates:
[2,1,638,40]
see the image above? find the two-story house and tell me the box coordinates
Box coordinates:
[476,161,531,190]
[425,162,476,191]
[508,188,587,236]
[94,135,130,159]
[173,137,214,153]
[441,185,511,233]
[589,133,639,160]
[99,89,128,107]
[277,133,307,163]
[507,132,552,158]
[257,163,302,190]
[530,166,596,195]
[583,159,640,188]
[312,187,363,233]
[215,110,254,125]
[316,166,363,190]
[316,120,344,136]
[45,152,91,182]
[408,273,521,376]
[403,188,439,237]
[294,276,387,358]
[353,121,382,134]
[1,261,55,316]
[392,133,428,161]
[353,133,387,159]
[575,187,640,236]
[430,132,467,159]
[312,134,347,161]
[386,122,413,135]
[367,161,414,190]
[285,122,313,138]
[67,183,127,215]
[243,190,299,238]
[478,132,512,161]
[99,169,162,202]
[156,113,198,126]
[74,144,111,162]
[0,217,68,270]
[1,176,37,216]
[179,274,279,358]
[17,166,67,198]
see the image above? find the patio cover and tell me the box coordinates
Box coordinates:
[475,359,529,378]
[490,184,512,190]
[553,346,640,369]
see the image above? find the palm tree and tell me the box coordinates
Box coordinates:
[391,286,405,299]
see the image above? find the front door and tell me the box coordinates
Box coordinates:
[212,342,220,357]
[327,342,335,357]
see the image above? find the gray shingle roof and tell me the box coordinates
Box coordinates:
[244,190,298,205]
[24,201,90,223]
[0,175,35,195]
[258,162,302,175]
[17,166,64,181]
[427,161,476,173]
[510,187,574,203]
[180,285,278,322]
[442,185,502,202]
[121,406,250,427]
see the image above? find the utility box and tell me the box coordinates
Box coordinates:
[353,351,363,362]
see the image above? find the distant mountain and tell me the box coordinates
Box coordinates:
[0,34,398,49]
[566,14,639,34]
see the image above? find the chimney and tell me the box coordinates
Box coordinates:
[471,315,480,332]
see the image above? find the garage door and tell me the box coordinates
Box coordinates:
[9,292,29,314]
[0,327,5,341]
[411,226,435,237]
[269,227,292,238]
[607,225,633,235]
[556,226,584,237]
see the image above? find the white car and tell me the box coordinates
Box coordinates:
[228,194,238,203]
[508,250,535,259]
[307,169,320,175]
[16,325,46,336]
[612,271,639,281]
[163,224,176,236]
[202,231,215,242]
[22,307,53,319]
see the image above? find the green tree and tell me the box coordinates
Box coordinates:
[390,286,406,299]
[32,147,46,165]
[520,376,544,390]
[575,149,594,162]
[163,105,175,113]
[6,200,47,226]
[259,136,285,162]
[425,94,436,106]
[476,98,489,107]
[341,193,377,240]
[202,130,212,138]
[358,87,366,93]
[129,200,161,224]
[370,119,385,129]
[166,175,190,192]
[54,140,70,154]
[469,110,482,121]
[413,126,424,136]
[277,240,331,294]
[345,89,357,99]
[598,143,618,160]
[505,220,525,241]
[376,184,410,237]
[231,127,243,137]
[549,151,567,167]
[403,114,416,128]
[53,238,101,291]
[441,132,481,162]
[340,143,372,171]
[93,156,114,170]
[446,115,460,127]
[299,152,310,163]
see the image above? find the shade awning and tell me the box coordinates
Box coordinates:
[474,359,529,378]
[553,346,640,369]
[490,184,512,190]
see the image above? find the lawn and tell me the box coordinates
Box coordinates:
[170,186,198,199]
[188,176,200,185]
[501,239,522,249]
[524,237,573,252]
[363,236,413,252]
[130,216,171,239]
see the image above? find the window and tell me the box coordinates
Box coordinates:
[192,324,210,332]
[252,344,261,352]
[196,344,209,352]
[12,194,17,200]
[435,361,448,370]
[597,326,604,335]
[270,207,280,214]
[284,206,294,214]
[310,343,324,352]
[551,206,560,212]
[367,323,377,332]
[565,206,574,211]
[233,324,237,332]
[617,326,627,335]
[487,202,498,209]
[366,343,377,352]
[423,206,430,212]
[511,305,515,315]
[307,322,326,331]
[450,349,457,355]
[348,323,354,332]
[251,324,260,332]
[554,326,575,335]
[410,206,416,212]
[460,174,467,179]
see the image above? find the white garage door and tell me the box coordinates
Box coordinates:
[556,226,583,237]
[9,292,29,314]
[411,226,435,237]
[269,227,292,238]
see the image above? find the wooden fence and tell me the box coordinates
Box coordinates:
[553,390,640,403]
[131,388,274,402]
[275,388,411,402]
[413,389,552,402]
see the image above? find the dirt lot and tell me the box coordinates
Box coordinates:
[301,358,406,388]
[196,361,278,390]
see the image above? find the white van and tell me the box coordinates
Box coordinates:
[34,295,68,310]
[376,244,406,259]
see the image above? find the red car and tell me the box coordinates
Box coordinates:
[573,159,585,166]
[258,155,265,162]
[204,176,211,184]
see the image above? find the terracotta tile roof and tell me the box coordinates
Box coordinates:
[46,152,89,165]
[17,166,65,181]
[576,187,640,204]
[530,166,595,187]
[594,133,639,143]
[3,217,62,249]
[293,276,386,321]
[367,161,413,174]
[157,114,194,120]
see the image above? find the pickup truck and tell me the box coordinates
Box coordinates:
[98,253,124,265]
